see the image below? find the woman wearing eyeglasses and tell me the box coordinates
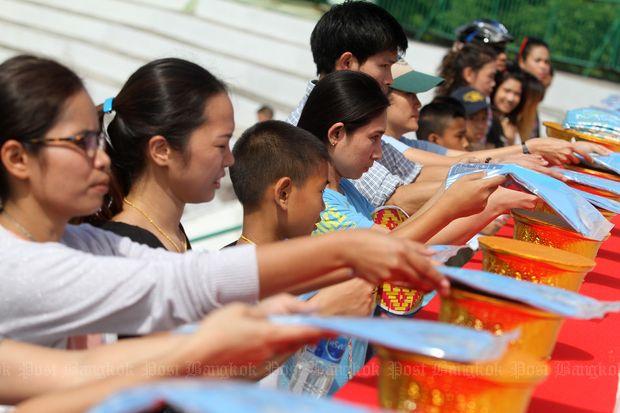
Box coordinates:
[0,55,446,348]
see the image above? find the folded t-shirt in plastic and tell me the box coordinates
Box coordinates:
[563,107,620,140]
[437,265,620,319]
[587,153,620,175]
[553,167,620,196]
[446,163,612,240]
[573,188,620,214]
[90,380,376,413]
[270,315,514,363]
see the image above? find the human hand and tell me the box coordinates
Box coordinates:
[486,186,538,215]
[177,301,326,377]
[441,172,507,218]
[571,141,612,162]
[341,230,449,296]
[310,278,376,317]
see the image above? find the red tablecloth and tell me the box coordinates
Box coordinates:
[335,216,620,413]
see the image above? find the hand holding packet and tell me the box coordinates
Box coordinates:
[436,265,620,319]
[445,163,612,240]
[269,315,515,363]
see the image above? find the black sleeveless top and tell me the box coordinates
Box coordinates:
[101,221,192,251]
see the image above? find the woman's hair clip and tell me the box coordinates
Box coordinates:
[102,97,116,150]
[103,97,114,113]
[518,37,529,59]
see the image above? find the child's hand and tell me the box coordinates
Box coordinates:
[487,186,538,215]
[342,230,449,296]
[441,172,507,218]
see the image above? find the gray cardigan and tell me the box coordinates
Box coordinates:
[0,224,258,347]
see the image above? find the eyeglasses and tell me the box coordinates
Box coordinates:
[29,130,106,159]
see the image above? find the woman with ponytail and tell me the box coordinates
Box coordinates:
[436,43,498,97]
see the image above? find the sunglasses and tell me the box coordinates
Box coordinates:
[29,130,106,159]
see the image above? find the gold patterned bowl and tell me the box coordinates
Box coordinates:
[544,121,620,152]
[511,209,607,260]
[377,346,548,413]
[438,287,563,359]
[372,206,424,315]
[478,236,595,292]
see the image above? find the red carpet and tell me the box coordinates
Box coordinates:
[335,216,620,413]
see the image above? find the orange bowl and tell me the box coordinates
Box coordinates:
[439,287,563,359]
[478,236,595,292]
[377,346,548,413]
[566,181,620,202]
[511,209,607,260]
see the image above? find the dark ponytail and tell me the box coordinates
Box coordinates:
[97,58,226,220]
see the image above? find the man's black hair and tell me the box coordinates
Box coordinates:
[310,1,408,75]
[417,97,466,141]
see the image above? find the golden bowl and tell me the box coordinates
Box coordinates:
[372,206,424,315]
[377,346,548,413]
[511,209,607,260]
[478,236,595,292]
[544,121,620,152]
[439,287,563,359]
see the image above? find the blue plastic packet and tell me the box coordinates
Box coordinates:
[573,188,620,214]
[553,167,620,196]
[437,266,620,319]
[563,107,620,139]
[90,380,379,413]
[446,163,612,240]
[269,315,515,363]
[587,153,620,175]
[429,244,469,263]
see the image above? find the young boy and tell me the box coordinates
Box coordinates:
[417,97,469,151]
[229,120,329,246]
[229,120,377,395]
[450,86,492,151]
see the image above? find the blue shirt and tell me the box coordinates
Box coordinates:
[382,135,448,155]
[279,179,375,395]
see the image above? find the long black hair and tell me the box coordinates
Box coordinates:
[297,70,389,144]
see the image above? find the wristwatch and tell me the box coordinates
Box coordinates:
[522,143,530,154]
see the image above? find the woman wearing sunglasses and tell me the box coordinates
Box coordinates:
[0,55,445,348]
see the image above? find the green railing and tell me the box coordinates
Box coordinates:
[376,0,620,82]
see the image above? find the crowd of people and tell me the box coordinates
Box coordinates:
[0,1,611,412]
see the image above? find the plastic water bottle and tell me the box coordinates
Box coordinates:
[288,337,349,397]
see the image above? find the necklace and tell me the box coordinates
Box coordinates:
[122,198,185,253]
[239,234,256,245]
[1,209,35,241]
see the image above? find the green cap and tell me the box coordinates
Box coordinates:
[390,59,444,93]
